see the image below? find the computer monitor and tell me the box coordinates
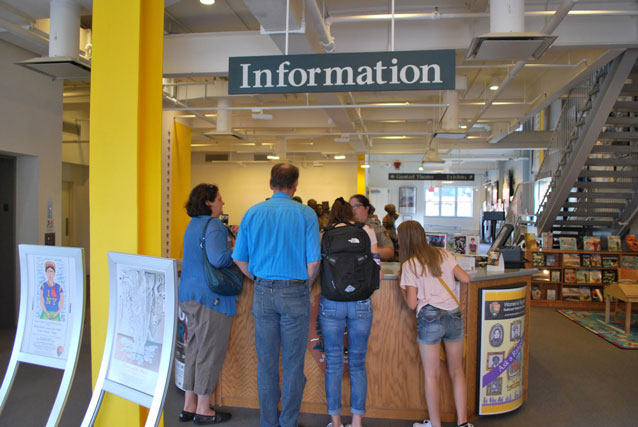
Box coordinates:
[488,223,514,253]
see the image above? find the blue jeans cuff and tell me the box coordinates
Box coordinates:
[350,408,365,416]
[328,408,342,416]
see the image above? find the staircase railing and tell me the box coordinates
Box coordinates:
[506,181,537,244]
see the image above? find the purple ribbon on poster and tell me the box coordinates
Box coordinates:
[481,330,525,388]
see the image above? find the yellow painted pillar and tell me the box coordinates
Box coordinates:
[171,121,192,259]
[357,154,366,195]
[89,0,163,425]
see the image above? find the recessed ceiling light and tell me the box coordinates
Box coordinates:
[334,155,346,160]
[266,155,280,160]
[200,0,215,5]
[418,165,424,171]
[489,76,499,91]
[360,164,370,168]
[459,125,467,129]
[378,136,407,140]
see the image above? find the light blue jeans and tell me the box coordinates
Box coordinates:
[252,278,310,427]
[318,297,373,416]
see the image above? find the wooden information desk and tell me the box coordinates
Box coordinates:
[213,266,534,422]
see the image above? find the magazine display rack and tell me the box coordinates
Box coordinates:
[526,249,638,308]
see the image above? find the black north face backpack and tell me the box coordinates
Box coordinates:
[320,223,380,302]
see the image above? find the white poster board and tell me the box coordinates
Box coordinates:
[81,252,177,427]
[0,245,85,427]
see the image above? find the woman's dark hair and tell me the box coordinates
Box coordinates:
[328,197,354,225]
[270,163,299,189]
[185,183,218,217]
[349,194,376,216]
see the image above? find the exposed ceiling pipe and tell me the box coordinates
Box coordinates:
[49,0,80,58]
[347,92,371,148]
[305,0,335,52]
[325,9,638,25]
[162,93,218,127]
[0,16,48,52]
[467,0,578,131]
[457,59,587,69]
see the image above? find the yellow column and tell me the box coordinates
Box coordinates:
[171,121,192,259]
[357,154,366,195]
[89,0,163,426]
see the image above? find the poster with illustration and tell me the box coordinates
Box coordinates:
[478,286,526,415]
[21,254,76,360]
[106,263,167,396]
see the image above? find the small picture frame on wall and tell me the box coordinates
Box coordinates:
[398,186,417,214]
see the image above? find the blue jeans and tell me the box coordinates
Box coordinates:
[417,304,464,345]
[318,297,373,416]
[252,278,310,427]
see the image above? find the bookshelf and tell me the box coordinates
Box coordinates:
[526,249,638,308]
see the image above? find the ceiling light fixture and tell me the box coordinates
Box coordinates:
[459,124,467,129]
[200,0,215,5]
[489,76,500,91]
[334,155,346,160]
[432,130,467,139]
[334,134,350,143]
[360,164,371,169]
[266,154,280,160]
[418,165,424,171]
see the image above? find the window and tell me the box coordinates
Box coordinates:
[534,178,551,214]
[425,186,473,217]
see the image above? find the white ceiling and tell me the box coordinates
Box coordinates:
[2,0,638,167]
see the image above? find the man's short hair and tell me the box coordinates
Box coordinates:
[270,163,299,189]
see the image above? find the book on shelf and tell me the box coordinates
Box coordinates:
[559,237,577,251]
[581,254,592,267]
[550,270,561,282]
[602,256,618,268]
[525,233,538,251]
[625,235,638,252]
[545,254,558,267]
[590,254,602,268]
[532,270,550,282]
[607,236,621,252]
[592,288,604,302]
[579,286,592,301]
[576,270,589,284]
[546,289,557,301]
[602,270,617,285]
[541,232,553,250]
[531,285,542,300]
[563,253,581,267]
[620,255,638,269]
[531,252,545,267]
[583,236,601,251]
[589,270,602,284]
[562,286,580,301]
[564,268,577,283]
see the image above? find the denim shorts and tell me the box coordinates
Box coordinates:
[417,304,464,345]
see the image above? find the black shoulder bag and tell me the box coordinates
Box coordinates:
[200,217,244,296]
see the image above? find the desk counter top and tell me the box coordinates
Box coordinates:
[381,262,538,282]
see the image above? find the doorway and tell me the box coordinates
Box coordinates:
[0,156,16,328]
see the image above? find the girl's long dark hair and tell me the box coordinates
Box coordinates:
[398,220,444,277]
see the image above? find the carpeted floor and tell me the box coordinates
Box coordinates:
[557,309,638,349]
[1,307,637,426]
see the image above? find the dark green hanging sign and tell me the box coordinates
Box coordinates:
[389,173,475,181]
[228,49,455,94]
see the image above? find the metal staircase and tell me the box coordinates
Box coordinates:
[535,49,638,238]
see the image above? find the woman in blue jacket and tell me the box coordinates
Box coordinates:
[179,184,234,425]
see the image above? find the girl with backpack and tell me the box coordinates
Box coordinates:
[319,197,382,427]
[397,220,473,427]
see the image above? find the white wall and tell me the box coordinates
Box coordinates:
[191,154,358,225]
[62,163,90,273]
[367,156,488,235]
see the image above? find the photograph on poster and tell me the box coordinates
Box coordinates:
[107,265,167,395]
[487,352,504,370]
[486,377,502,396]
[489,323,504,347]
[507,353,522,378]
[510,320,522,341]
[21,254,75,360]
[425,232,447,249]
[398,187,416,214]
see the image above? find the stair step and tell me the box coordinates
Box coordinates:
[620,90,638,97]
[553,219,614,226]
[579,170,638,178]
[568,191,633,199]
[586,158,638,166]
[563,201,625,209]
[606,116,638,125]
[599,132,638,140]
[591,145,638,153]
[559,210,620,218]
[572,181,637,189]
[614,101,638,112]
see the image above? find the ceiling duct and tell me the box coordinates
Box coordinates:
[422,149,445,164]
[202,98,246,141]
[16,0,90,80]
[466,0,556,61]
[434,89,467,139]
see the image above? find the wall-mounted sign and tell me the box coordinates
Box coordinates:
[389,173,475,181]
[229,50,455,94]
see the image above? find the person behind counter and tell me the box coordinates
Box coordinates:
[233,163,321,427]
[397,220,473,427]
[349,194,395,261]
[319,197,382,427]
[178,183,234,425]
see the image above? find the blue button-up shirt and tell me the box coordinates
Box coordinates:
[233,192,321,280]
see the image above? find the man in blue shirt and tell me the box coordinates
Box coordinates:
[234,163,320,427]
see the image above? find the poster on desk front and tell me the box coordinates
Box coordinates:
[478,286,526,415]
[21,254,76,360]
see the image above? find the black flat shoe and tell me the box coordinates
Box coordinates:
[179,410,195,422]
[193,411,232,425]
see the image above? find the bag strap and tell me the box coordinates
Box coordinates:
[201,217,233,258]
[438,276,460,308]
